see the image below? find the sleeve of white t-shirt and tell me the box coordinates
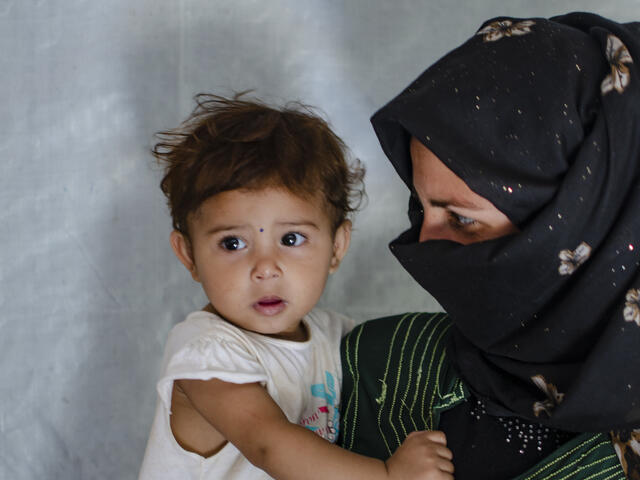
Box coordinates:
[330,309,359,336]
[156,312,268,411]
[343,312,359,335]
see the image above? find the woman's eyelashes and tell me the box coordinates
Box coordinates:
[412,191,478,231]
[447,211,477,230]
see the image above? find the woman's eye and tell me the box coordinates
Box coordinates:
[281,232,306,247]
[449,212,477,229]
[220,236,247,251]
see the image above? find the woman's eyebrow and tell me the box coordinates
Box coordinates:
[430,198,482,210]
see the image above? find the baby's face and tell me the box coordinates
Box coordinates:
[173,187,350,341]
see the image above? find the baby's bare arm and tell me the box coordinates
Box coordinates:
[177,377,454,480]
[169,382,227,456]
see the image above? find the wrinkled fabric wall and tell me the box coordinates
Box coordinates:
[2,1,639,478]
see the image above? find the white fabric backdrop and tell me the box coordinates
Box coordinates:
[2,1,639,478]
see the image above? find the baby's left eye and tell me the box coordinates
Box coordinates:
[281,232,306,247]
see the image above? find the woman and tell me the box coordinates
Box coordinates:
[339,12,639,479]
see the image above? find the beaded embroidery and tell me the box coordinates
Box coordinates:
[470,398,574,455]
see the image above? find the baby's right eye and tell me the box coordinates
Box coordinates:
[220,236,247,251]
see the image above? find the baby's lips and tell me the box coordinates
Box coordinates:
[252,296,287,316]
[256,295,284,306]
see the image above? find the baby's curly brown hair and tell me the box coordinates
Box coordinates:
[154,93,365,237]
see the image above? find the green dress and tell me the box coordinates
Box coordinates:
[339,313,625,480]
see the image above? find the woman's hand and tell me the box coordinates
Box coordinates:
[385,430,454,480]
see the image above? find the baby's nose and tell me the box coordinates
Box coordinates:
[251,257,281,281]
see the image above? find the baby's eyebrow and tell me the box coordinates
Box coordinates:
[277,221,320,229]
[205,221,320,235]
[205,224,245,235]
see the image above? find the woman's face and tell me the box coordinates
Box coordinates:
[410,137,518,245]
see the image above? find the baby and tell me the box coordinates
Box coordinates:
[138,94,454,479]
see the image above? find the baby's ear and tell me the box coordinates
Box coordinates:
[329,220,352,273]
[170,230,200,282]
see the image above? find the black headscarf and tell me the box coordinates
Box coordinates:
[372,12,640,432]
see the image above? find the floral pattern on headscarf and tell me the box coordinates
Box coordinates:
[624,288,640,326]
[372,12,640,434]
[476,19,535,42]
[531,374,565,418]
[602,34,634,94]
[611,430,640,479]
[558,242,592,275]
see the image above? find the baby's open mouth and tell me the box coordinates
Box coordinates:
[258,297,282,306]
[253,296,287,315]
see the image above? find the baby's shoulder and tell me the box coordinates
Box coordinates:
[306,308,359,335]
[164,311,252,359]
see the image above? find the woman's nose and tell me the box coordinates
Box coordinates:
[251,255,282,281]
[419,220,445,242]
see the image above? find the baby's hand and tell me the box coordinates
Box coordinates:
[385,430,454,480]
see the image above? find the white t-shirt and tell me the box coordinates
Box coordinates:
[138,308,356,480]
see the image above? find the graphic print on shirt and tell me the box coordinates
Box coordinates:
[299,371,339,442]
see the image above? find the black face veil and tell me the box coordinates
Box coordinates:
[371,12,640,432]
